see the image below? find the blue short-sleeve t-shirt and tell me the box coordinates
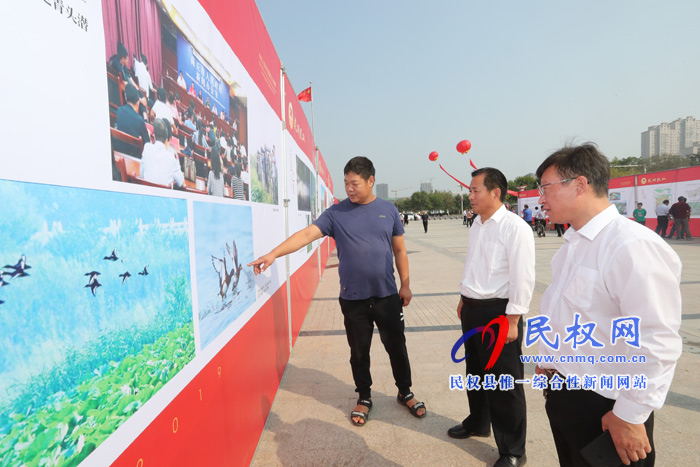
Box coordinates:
[313,197,404,300]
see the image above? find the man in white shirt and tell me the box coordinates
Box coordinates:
[448,168,535,467]
[140,118,184,188]
[654,199,670,238]
[133,54,154,97]
[535,143,682,466]
[151,87,174,126]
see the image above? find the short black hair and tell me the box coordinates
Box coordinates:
[125,84,140,105]
[344,156,375,180]
[141,54,148,66]
[471,167,507,202]
[157,87,166,102]
[536,143,609,197]
[117,42,128,59]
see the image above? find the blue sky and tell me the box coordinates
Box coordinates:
[256,0,700,197]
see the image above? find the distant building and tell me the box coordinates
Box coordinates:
[642,116,700,158]
[376,183,388,199]
[420,182,432,193]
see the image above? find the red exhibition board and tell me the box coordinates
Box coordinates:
[2,0,337,466]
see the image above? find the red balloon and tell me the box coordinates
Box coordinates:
[457,140,472,154]
[428,151,439,161]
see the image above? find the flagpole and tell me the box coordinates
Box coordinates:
[310,81,322,280]
[281,65,293,355]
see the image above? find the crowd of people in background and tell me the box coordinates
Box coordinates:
[108,41,248,200]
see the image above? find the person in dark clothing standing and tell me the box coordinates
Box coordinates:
[421,211,429,233]
[249,156,426,427]
[669,196,692,240]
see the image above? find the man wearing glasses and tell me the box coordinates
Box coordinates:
[534,143,682,466]
[448,167,535,467]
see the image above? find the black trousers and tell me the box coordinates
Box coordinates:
[460,296,526,457]
[423,220,428,232]
[555,224,565,236]
[339,294,412,400]
[654,216,668,237]
[545,382,655,467]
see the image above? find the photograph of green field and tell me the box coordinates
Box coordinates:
[0,180,195,466]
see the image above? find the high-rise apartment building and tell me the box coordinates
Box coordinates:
[420,182,433,193]
[642,116,700,158]
[376,183,388,200]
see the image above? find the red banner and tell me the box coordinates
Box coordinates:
[284,75,315,163]
[198,0,282,118]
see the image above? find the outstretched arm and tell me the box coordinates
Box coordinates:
[248,224,324,274]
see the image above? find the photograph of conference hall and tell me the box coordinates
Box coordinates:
[104,0,251,200]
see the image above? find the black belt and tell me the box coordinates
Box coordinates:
[461,295,508,305]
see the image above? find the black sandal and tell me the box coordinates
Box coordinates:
[351,399,372,426]
[397,392,426,418]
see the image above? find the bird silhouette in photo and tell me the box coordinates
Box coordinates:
[103,249,119,261]
[211,240,242,301]
[119,271,131,284]
[138,266,149,276]
[227,240,243,295]
[3,254,31,279]
[84,271,101,283]
[85,276,102,296]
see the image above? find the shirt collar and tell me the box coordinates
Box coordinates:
[477,204,506,225]
[565,204,618,242]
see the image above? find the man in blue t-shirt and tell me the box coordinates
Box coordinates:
[249,156,426,426]
[522,204,533,225]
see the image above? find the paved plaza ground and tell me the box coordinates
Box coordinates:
[252,218,700,466]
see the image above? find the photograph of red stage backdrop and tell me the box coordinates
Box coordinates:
[0,0,332,466]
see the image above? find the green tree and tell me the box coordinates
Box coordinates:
[610,155,697,177]
[410,191,431,211]
[610,156,644,178]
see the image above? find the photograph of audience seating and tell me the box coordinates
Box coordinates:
[103,0,250,201]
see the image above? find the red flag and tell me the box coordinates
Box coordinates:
[297,86,311,102]
[470,159,478,170]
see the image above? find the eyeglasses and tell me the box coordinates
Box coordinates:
[538,178,576,196]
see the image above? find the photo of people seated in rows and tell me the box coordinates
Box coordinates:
[106,34,249,200]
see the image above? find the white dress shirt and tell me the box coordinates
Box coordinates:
[151,100,174,125]
[459,204,535,315]
[539,204,682,424]
[655,203,670,217]
[133,59,152,92]
[140,141,184,188]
